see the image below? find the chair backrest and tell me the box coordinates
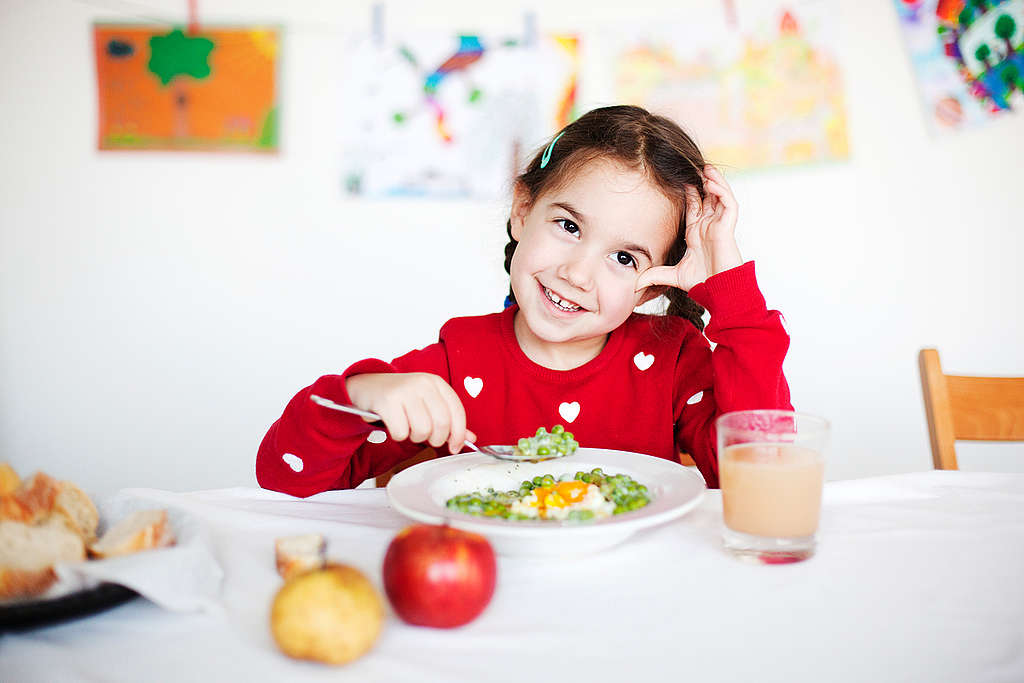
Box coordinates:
[917,348,1024,470]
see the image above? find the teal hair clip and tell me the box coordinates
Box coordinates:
[540,132,565,169]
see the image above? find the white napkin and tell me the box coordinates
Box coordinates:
[46,490,224,613]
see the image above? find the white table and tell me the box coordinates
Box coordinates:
[3,471,1023,683]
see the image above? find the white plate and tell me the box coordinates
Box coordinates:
[386,448,706,556]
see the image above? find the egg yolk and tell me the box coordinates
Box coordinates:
[527,480,590,517]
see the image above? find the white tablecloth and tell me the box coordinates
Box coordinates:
[3,471,1023,683]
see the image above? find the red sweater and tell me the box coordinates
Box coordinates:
[257,262,791,496]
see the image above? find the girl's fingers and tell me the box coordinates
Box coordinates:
[379,406,410,442]
[635,264,680,291]
[438,385,470,453]
[704,175,738,211]
[405,397,434,444]
[684,185,702,226]
[421,385,454,449]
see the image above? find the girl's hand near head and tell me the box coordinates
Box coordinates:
[345,373,476,455]
[636,165,743,294]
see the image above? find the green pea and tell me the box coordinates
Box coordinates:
[536,427,547,437]
[537,446,551,456]
[552,424,565,434]
[532,476,544,486]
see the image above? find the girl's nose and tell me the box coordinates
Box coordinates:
[557,256,594,291]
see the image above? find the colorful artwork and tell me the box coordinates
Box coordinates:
[893,0,1023,132]
[605,2,849,171]
[341,31,579,199]
[94,24,279,152]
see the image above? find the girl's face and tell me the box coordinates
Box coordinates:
[509,158,681,367]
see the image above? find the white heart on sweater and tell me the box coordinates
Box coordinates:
[464,376,483,398]
[633,351,654,371]
[686,391,705,405]
[282,453,304,472]
[367,430,387,444]
[558,401,581,423]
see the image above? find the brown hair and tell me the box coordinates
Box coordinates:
[503,105,707,330]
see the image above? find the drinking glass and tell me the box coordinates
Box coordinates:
[716,410,830,564]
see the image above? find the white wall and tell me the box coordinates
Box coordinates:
[2,0,1022,500]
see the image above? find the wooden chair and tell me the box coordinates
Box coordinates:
[375,447,437,487]
[918,348,1024,470]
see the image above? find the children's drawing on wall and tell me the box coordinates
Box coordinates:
[603,1,849,172]
[893,0,1023,133]
[341,31,579,199]
[94,24,280,152]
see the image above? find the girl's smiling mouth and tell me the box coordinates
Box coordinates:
[539,281,585,313]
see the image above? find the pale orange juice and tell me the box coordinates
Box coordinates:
[719,443,824,538]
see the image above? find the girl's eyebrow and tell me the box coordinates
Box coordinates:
[550,201,653,263]
[621,241,653,263]
[550,201,588,226]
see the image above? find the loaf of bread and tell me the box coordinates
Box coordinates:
[55,480,100,545]
[0,464,173,600]
[0,471,60,525]
[0,518,86,600]
[275,533,326,581]
[90,509,175,558]
[0,463,19,496]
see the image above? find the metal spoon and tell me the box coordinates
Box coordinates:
[308,394,565,463]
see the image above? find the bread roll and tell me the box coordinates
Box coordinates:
[54,481,100,544]
[89,509,175,558]
[0,519,86,600]
[0,463,19,496]
[0,472,60,525]
[275,534,327,580]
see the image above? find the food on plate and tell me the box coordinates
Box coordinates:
[445,468,651,521]
[513,424,578,459]
[0,464,174,600]
[0,518,86,600]
[89,509,175,558]
[382,524,495,628]
[275,533,326,580]
[270,563,384,665]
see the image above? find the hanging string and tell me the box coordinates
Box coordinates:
[722,0,738,29]
[187,0,198,34]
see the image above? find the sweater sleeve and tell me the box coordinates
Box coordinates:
[255,342,451,497]
[672,261,792,488]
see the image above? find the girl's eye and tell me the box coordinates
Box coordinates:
[556,219,580,236]
[614,251,637,269]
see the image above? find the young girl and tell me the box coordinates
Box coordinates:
[257,105,791,497]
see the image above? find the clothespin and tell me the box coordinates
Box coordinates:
[722,0,738,29]
[523,11,537,46]
[372,3,385,46]
[187,0,199,35]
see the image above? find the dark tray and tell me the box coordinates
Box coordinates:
[0,582,139,631]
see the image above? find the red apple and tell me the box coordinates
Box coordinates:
[381,524,496,628]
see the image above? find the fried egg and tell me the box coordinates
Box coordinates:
[509,480,615,520]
